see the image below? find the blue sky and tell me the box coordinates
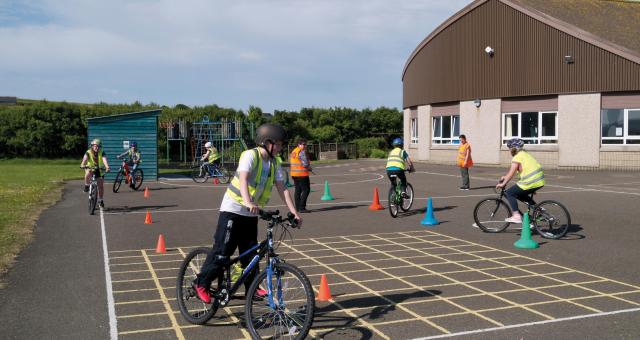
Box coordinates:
[0,0,470,112]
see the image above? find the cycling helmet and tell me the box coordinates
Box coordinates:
[130,141,137,148]
[255,124,287,146]
[204,141,212,148]
[91,138,101,146]
[506,137,525,150]
[392,137,403,146]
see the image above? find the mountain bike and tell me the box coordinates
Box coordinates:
[81,166,106,215]
[113,158,143,192]
[388,170,414,218]
[473,185,571,239]
[191,161,231,184]
[176,210,315,339]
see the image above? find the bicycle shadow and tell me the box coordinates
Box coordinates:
[312,288,442,339]
[467,185,496,190]
[560,223,585,240]
[401,205,457,217]
[104,204,178,213]
[146,186,187,191]
[307,204,366,213]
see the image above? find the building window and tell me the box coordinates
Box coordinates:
[502,111,557,144]
[432,115,459,144]
[602,109,640,144]
[410,118,419,144]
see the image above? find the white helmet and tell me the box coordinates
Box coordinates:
[204,142,212,148]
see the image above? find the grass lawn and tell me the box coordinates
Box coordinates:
[0,159,82,286]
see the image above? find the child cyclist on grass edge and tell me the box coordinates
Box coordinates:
[193,124,302,303]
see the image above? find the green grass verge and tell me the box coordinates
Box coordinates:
[0,159,82,285]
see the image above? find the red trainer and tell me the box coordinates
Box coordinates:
[194,284,211,304]
[255,288,268,297]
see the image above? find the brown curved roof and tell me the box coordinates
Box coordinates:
[403,0,640,79]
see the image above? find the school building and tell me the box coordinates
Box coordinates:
[402,0,640,169]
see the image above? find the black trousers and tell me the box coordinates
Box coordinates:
[292,176,310,211]
[196,212,259,293]
[505,185,541,214]
[386,169,407,191]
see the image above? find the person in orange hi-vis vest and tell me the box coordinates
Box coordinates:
[457,134,473,190]
[290,138,312,213]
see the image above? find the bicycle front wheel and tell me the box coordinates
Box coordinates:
[176,247,220,325]
[218,168,231,184]
[89,185,98,215]
[388,187,399,218]
[245,262,315,340]
[131,169,144,190]
[401,183,414,212]
[113,171,123,193]
[473,199,511,232]
[532,200,571,239]
[191,166,208,183]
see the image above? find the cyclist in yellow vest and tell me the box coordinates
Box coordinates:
[193,124,302,304]
[200,141,222,168]
[80,139,111,207]
[457,134,473,190]
[386,137,415,198]
[496,138,545,223]
[290,138,312,213]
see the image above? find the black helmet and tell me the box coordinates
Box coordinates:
[255,124,287,146]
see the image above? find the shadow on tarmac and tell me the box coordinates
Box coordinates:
[313,288,442,339]
[401,205,457,217]
[307,204,366,213]
[148,186,188,191]
[104,204,178,213]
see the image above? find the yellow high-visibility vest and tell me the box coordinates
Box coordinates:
[226,148,279,207]
[386,148,405,169]
[513,151,545,190]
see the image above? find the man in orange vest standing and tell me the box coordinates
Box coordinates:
[457,134,473,190]
[290,138,312,213]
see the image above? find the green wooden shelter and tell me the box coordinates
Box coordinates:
[87,110,161,181]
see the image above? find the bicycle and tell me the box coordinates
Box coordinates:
[473,185,571,239]
[176,209,315,339]
[388,169,414,218]
[113,157,144,192]
[191,161,231,184]
[81,166,106,215]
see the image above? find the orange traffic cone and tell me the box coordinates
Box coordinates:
[144,210,153,224]
[144,187,150,199]
[316,274,333,301]
[368,187,384,210]
[213,178,220,184]
[155,234,166,254]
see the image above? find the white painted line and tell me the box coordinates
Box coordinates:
[100,207,118,340]
[411,307,640,340]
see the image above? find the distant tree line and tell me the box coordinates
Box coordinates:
[0,100,402,158]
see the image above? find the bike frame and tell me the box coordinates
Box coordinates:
[496,186,537,215]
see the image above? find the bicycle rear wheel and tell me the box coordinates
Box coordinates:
[176,247,221,324]
[191,165,209,183]
[245,262,315,340]
[131,169,144,190]
[388,187,399,218]
[218,168,231,184]
[473,198,511,232]
[113,171,123,193]
[532,200,571,239]
[401,183,414,212]
[89,185,97,215]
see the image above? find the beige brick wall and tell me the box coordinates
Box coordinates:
[558,93,600,167]
[460,99,501,165]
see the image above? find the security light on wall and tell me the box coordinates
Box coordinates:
[474,98,481,108]
[564,55,574,64]
[484,46,494,57]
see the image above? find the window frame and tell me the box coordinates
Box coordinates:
[431,115,460,145]
[601,108,640,145]
[410,118,419,144]
[501,111,558,145]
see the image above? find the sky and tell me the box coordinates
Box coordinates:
[0,0,470,113]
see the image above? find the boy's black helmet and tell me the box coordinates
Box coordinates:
[255,124,287,146]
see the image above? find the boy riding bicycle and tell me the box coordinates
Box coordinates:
[200,141,221,169]
[496,138,545,223]
[117,141,141,189]
[386,137,415,198]
[81,139,111,207]
[193,124,302,304]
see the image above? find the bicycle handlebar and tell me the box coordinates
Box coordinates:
[258,209,300,228]
[80,166,107,171]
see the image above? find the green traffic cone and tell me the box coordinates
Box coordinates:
[320,180,334,200]
[286,175,294,187]
[514,213,539,249]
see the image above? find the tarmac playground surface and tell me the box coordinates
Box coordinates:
[2,159,640,339]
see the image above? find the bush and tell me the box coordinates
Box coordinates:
[370,149,387,159]
[353,137,387,158]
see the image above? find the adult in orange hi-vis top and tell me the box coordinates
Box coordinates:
[290,138,312,213]
[457,134,473,190]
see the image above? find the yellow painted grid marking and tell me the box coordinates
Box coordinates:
[109,231,640,339]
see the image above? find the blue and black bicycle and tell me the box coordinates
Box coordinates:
[191,161,231,184]
[176,210,315,339]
